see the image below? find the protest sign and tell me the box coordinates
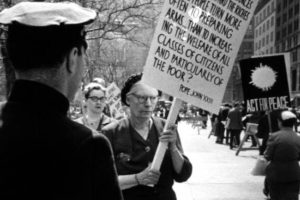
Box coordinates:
[106,82,125,119]
[142,0,259,114]
[239,54,291,113]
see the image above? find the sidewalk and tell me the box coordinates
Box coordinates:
[174,121,266,200]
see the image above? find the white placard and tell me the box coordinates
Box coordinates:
[106,82,125,119]
[142,0,259,114]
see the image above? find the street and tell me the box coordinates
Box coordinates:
[174,120,266,200]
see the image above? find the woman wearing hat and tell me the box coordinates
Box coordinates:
[264,110,300,200]
[75,82,116,131]
[102,73,192,200]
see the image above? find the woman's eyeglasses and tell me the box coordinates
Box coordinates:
[129,93,158,104]
[88,96,106,103]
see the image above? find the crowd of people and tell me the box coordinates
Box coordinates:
[1,2,300,200]
[0,2,192,200]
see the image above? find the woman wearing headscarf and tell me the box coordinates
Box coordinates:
[102,73,192,200]
[75,82,116,131]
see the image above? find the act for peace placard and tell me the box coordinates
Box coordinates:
[142,0,258,114]
[239,54,291,113]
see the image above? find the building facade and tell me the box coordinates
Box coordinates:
[275,0,300,106]
[254,0,276,55]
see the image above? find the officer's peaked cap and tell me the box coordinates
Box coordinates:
[0,1,97,26]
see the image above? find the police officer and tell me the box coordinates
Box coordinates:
[0,2,122,200]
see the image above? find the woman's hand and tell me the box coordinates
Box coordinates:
[136,164,161,186]
[159,124,178,149]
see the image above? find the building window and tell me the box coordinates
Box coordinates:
[292,50,298,62]
[256,16,259,25]
[277,3,281,12]
[270,47,273,53]
[271,31,274,42]
[276,31,281,41]
[249,43,253,51]
[283,13,287,23]
[282,40,286,51]
[266,35,269,45]
[267,20,270,30]
[276,45,280,52]
[262,37,265,46]
[288,23,293,34]
[259,26,262,35]
[295,19,299,31]
[283,0,288,9]
[263,9,266,18]
[255,29,258,37]
[288,38,292,49]
[260,13,262,21]
[282,27,287,38]
[276,17,281,26]
[263,23,265,32]
[292,69,297,91]
[294,35,298,45]
[271,16,274,26]
[259,40,261,49]
[295,4,299,15]
[289,8,293,19]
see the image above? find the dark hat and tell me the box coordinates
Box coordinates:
[0,1,97,26]
[121,73,143,106]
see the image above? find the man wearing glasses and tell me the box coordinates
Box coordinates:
[0,2,122,200]
[102,73,192,200]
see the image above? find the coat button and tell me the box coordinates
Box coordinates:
[145,146,151,152]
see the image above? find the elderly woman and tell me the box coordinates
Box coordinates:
[102,73,192,200]
[75,82,116,131]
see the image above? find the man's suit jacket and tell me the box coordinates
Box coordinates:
[0,80,123,200]
[227,107,243,130]
[264,128,300,183]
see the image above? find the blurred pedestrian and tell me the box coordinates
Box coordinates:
[215,104,230,144]
[226,102,243,149]
[0,2,122,200]
[102,73,192,200]
[264,110,300,200]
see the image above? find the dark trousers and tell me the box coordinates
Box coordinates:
[215,122,225,142]
[268,180,300,200]
[228,129,241,149]
[259,136,269,155]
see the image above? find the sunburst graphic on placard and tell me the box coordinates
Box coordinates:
[249,63,277,91]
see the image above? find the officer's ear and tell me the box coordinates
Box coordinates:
[66,47,80,74]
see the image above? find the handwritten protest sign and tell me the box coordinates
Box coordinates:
[142,0,258,114]
[106,82,125,119]
[239,54,291,113]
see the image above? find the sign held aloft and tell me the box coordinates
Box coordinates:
[142,0,259,114]
[239,54,291,113]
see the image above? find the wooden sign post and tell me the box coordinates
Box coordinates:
[151,98,182,171]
